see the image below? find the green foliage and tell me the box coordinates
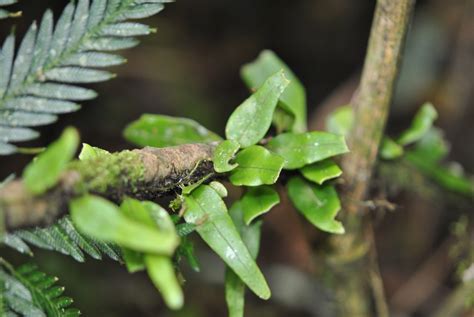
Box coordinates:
[23,127,79,195]
[124,114,222,148]
[225,201,262,317]
[379,137,404,160]
[212,140,240,173]
[70,195,179,255]
[240,186,279,225]
[266,131,349,169]
[183,185,271,300]
[3,48,355,316]
[397,102,438,146]
[5,216,121,262]
[0,0,169,155]
[300,159,342,185]
[228,145,285,186]
[241,50,307,133]
[119,199,183,310]
[225,70,289,147]
[0,259,79,317]
[287,176,345,234]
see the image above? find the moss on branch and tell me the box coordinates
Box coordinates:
[0,143,217,231]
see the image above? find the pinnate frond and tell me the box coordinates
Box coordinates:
[0,259,79,316]
[0,0,171,154]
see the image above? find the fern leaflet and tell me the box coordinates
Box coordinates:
[3,216,122,262]
[0,259,79,316]
[0,0,171,154]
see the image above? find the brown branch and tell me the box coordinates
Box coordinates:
[342,0,415,212]
[326,1,416,316]
[0,143,216,231]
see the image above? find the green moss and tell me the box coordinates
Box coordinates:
[70,150,145,194]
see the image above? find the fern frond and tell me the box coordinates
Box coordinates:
[0,0,21,20]
[0,259,80,317]
[0,0,171,155]
[3,216,121,262]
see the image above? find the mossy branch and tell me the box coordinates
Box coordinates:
[1,143,216,231]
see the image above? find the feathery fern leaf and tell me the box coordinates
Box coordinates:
[0,0,21,20]
[3,216,121,262]
[0,0,170,155]
[0,259,80,317]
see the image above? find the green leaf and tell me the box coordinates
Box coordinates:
[326,105,353,136]
[0,1,170,155]
[209,181,228,198]
[118,198,183,310]
[287,177,344,234]
[124,114,222,147]
[145,254,184,310]
[241,50,307,133]
[406,152,474,196]
[183,185,270,299]
[380,137,404,160]
[212,140,240,173]
[229,145,285,186]
[122,248,145,273]
[175,236,200,272]
[300,159,342,185]
[266,132,349,169]
[225,201,263,317]
[397,103,438,146]
[23,127,79,195]
[410,127,448,164]
[225,71,289,147]
[78,143,110,161]
[70,195,179,255]
[241,186,279,225]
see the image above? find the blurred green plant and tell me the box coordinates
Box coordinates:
[0,1,472,316]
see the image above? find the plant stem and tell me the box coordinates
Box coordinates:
[329,0,416,315]
[0,143,216,231]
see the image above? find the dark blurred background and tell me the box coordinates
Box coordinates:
[1,0,473,316]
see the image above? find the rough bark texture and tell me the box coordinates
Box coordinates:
[328,0,416,316]
[1,143,216,231]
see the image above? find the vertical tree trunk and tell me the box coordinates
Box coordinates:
[327,0,416,315]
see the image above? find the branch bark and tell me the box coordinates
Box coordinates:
[327,0,416,316]
[0,143,216,231]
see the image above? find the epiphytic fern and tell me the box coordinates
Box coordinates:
[0,259,79,316]
[0,0,21,20]
[0,0,171,155]
[3,216,122,262]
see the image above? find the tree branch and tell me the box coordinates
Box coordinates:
[328,1,416,316]
[1,143,216,231]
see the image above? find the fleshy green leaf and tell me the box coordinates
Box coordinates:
[380,137,404,160]
[266,132,349,170]
[241,50,307,133]
[241,186,279,225]
[209,181,228,198]
[225,71,289,147]
[23,127,79,195]
[287,177,344,234]
[212,140,240,173]
[183,185,270,299]
[78,143,110,161]
[229,145,285,187]
[300,159,342,185]
[397,103,438,146]
[225,201,263,317]
[124,114,222,147]
[326,105,353,136]
[145,255,184,310]
[119,199,183,310]
[70,195,179,255]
